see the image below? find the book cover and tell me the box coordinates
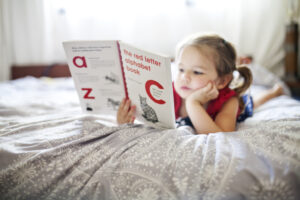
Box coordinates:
[63,40,175,129]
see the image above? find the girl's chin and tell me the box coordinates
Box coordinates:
[177,91,192,99]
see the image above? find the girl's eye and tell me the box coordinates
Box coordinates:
[194,71,203,75]
[179,68,184,73]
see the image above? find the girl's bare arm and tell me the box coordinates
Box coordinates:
[185,81,239,134]
[186,97,238,134]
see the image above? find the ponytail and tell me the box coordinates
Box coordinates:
[233,65,253,112]
[234,66,252,95]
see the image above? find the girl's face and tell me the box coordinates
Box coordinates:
[174,46,219,99]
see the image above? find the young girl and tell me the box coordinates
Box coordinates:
[117,34,284,134]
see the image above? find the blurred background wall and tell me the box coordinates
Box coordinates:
[0,0,298,82]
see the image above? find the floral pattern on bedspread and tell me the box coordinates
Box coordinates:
[0,115,299,200]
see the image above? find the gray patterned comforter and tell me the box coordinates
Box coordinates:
[0,77,300,200]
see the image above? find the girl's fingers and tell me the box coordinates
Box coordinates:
[120,98,127,110]
[203,82,213,92]
[131,104,136,111]
[126,105,136,119]
[123,99,131,112]
[207,83,215,93]
[117,98,129,124]
[118,98,126,113]
[210,84,219,99]
[130,116,136,123]
[117,98,136,124]
[125,113,135,124]
[203,82,218,100]
[118,98,126,115]
[208,82,217,92]
[120,98,126,106]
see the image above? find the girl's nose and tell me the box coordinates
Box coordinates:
[182,72,191,83]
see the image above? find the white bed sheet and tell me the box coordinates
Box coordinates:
[0,75,300,200]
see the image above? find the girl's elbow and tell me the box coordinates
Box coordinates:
[195,127,231,134]
[194,128,217,135]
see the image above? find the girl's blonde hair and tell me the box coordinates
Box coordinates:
[175,33,253,112]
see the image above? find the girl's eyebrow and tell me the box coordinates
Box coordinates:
[177,63,187,68]
[178,63,208,70]
[193,65,207,70]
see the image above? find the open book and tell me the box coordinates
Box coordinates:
[63,40,175,129]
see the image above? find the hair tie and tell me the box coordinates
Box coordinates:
[229,70,245,89]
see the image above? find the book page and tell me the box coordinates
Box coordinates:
[119,41,175,129]
[63,40,125,116]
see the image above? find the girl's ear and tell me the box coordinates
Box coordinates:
[216,74,232,89]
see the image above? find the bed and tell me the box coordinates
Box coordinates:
[0,63,300,200]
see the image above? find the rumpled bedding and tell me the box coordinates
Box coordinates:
[0,76,300,200]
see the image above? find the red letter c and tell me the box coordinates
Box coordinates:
[145,80,165,104]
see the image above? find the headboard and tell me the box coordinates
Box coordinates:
[11,64,71,80]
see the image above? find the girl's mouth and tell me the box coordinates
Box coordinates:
[181,86,191,91]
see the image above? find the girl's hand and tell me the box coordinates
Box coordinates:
[117,98,136,124]
[187,81,219,105]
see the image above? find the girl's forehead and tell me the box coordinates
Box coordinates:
[179,46,217,67]
[190,45,216,58]
[179,45,216,59]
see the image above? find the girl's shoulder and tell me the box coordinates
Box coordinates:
[221,96,239,111]
[206,87,237,119]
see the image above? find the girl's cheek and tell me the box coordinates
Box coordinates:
[174,75,180,85]
[174,78,180,90]
[193,79,208,89]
